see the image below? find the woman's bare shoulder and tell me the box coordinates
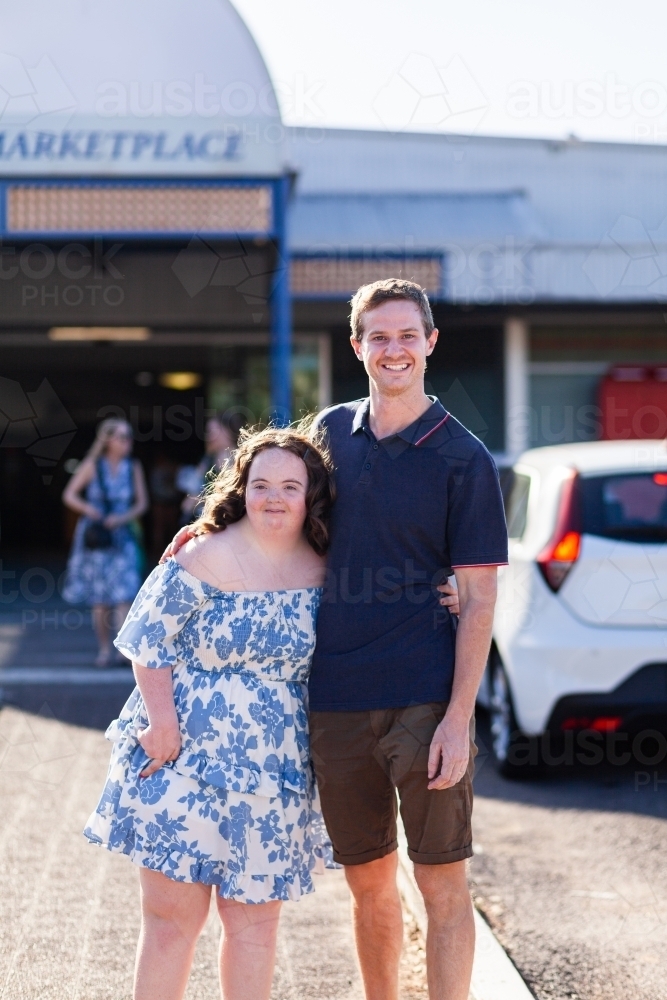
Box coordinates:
[64,456,95,491]
[175,529,247,591]
[298,547,327,589]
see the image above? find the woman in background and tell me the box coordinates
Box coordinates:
[178,412,238,523]
[62,418,149,666]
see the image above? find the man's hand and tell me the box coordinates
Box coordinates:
[160,525,195,563]
[137,721,181,777]
[437,578,460,616]
[427,710,470,790]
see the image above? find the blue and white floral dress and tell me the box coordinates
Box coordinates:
[84,559,333,903]
[63,457,142,606]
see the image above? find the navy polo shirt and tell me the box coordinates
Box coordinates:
[309,397,508,712]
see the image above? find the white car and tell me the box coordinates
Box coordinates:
[479,439,667,775]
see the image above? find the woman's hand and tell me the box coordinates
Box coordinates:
[132,663,180,777]
[103,513,124,529]
[137,721,181,777]
[85,505,103,521]
[160,525,196,563]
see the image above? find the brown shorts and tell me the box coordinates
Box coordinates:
[310,702,475,866]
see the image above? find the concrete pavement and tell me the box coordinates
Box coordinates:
[0,703,431,1000]
[0,572,427,1000]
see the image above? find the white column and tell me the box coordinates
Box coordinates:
[504,316,530,459]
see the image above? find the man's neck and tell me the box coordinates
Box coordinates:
[367,384,433,440]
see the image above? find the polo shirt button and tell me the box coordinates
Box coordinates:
[364,463,371,470]
[373,444,378,450]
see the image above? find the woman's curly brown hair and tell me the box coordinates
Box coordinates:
[193,423,335,556]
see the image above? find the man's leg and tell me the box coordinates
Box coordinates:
[344,852,403,1000]
[414,860,474,1000]
[310,709,402,1000]
[386,703,476,1000]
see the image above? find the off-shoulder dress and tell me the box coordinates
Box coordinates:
[83,559,333,903]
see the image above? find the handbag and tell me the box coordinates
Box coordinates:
[83,461,114,550]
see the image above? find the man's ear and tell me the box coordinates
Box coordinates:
[426,328,439,356]
[350,335,363,360]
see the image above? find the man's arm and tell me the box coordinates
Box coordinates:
[159,524,196,563]
[427,565,498,790]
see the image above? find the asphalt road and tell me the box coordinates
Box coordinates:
[471,714,667,1000]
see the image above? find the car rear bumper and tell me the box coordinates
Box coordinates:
[546,662,667,733]
[495,613,667,733]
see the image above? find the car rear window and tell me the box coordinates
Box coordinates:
[580,472,667,543]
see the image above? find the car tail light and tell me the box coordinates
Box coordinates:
[537,470,581,592]
[560,716,622,732]
[591,716,622,732]
[561,716,590,730]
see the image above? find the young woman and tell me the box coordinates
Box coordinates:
[84,426,335,1000]
[62,418,149,666]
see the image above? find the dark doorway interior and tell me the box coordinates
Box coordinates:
[0,234,279,559]
[0,340,262,557]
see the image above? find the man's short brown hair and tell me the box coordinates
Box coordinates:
[349,278,435,342]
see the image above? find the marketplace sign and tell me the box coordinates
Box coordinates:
[0,118,285,176]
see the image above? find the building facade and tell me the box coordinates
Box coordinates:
[1,0,666,553]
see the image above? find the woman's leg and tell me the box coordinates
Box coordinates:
[114,601,131,629]
[134,868,212,1000]
[92,604,112,665]
[216,897,281,1000]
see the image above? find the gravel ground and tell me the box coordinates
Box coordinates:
[0,702,429,1000]
[470,715,667,1000]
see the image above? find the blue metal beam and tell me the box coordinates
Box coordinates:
[269,175,292,424]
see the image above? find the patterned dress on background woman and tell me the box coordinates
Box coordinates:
[84,559,334,903]
[63,457,142,606]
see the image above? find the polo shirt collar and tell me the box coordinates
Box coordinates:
[396,397,448,445]
[351,398,371,434]
[351,396,448,444]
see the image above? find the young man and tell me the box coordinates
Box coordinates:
[308,279,507,1000]
[164,279,507,1000]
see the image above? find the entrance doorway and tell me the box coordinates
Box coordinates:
[0,332,329,558]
